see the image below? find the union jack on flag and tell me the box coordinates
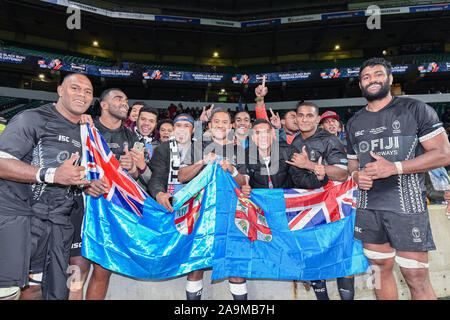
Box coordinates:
[80,124,149,218]
[285,179,357,231]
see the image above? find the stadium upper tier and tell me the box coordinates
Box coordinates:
[4,43,450,75]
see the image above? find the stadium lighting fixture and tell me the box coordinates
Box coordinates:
[93,40,99,47]
[334,44,340,50]
[38,74,45,80]
[213,51,219,58]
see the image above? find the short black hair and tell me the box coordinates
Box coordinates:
[359,57,392,79]
[210,108,232,121]
[234,110,251,121]
[99,88,124,102]
[132,101,147,108]
[138,106,159,120]
[297,102,320,115]
[280,109,296,120]
[252,118,272,129]
[60,72,90,86]
[157,119,173,131]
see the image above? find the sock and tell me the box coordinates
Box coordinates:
[310,280,329,300]
[337,277,355,300]
[186,280,203,300]
[229,280,247,300]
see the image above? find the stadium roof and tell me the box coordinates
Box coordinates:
[1,0,450,63]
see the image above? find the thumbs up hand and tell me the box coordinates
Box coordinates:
[241,175,252,198]
[54,152,90,186]
[313,156,326,181]
[364,151,397,180]
[119,145,134,171]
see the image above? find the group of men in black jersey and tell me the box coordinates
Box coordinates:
[0,57,449,301]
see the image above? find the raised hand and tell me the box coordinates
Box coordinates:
[269,108,281,129]
[200,104,215,122]
[255,75,268,98]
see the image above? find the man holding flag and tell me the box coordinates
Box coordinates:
[0,73,93,300]
[69,88,144,300]
[285,101,356,300]
[178,108,249,300]
[148,113,200,212]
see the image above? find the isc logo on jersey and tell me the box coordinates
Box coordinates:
[58,134,70,142]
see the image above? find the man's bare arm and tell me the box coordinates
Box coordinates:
[178,162,204,183]
[365,133,450,179]
[402,133,450,174]
[325,165,348,182]
[0,153,90,186]
[0,158,39,183]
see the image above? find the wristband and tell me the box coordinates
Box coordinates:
[138,166,146,175]
[39,167,48,183]
[231,166,239,177]
[36,168,43,183]
[44,167,56,184]
[394,161,403,175]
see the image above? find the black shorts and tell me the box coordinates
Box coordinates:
[70,195,84,258]
[354,208,436,252]
[0,214,50,288]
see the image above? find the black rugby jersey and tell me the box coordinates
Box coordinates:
[288,128,348,189]
[0,103,83,216]
[346,96,444,213]
[201,139,248,176]
[93,118,138,160]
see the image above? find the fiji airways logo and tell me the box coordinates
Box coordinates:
[358,136,400,155]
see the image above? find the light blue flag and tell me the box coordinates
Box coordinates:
[82,147,368,280]
[81,162,218,279]
[211,166,369,281]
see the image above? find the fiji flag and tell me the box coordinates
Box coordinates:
[211,168,369,281]
[80,124,217,279]
[284,181,356,231]
[80,124,149,218]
